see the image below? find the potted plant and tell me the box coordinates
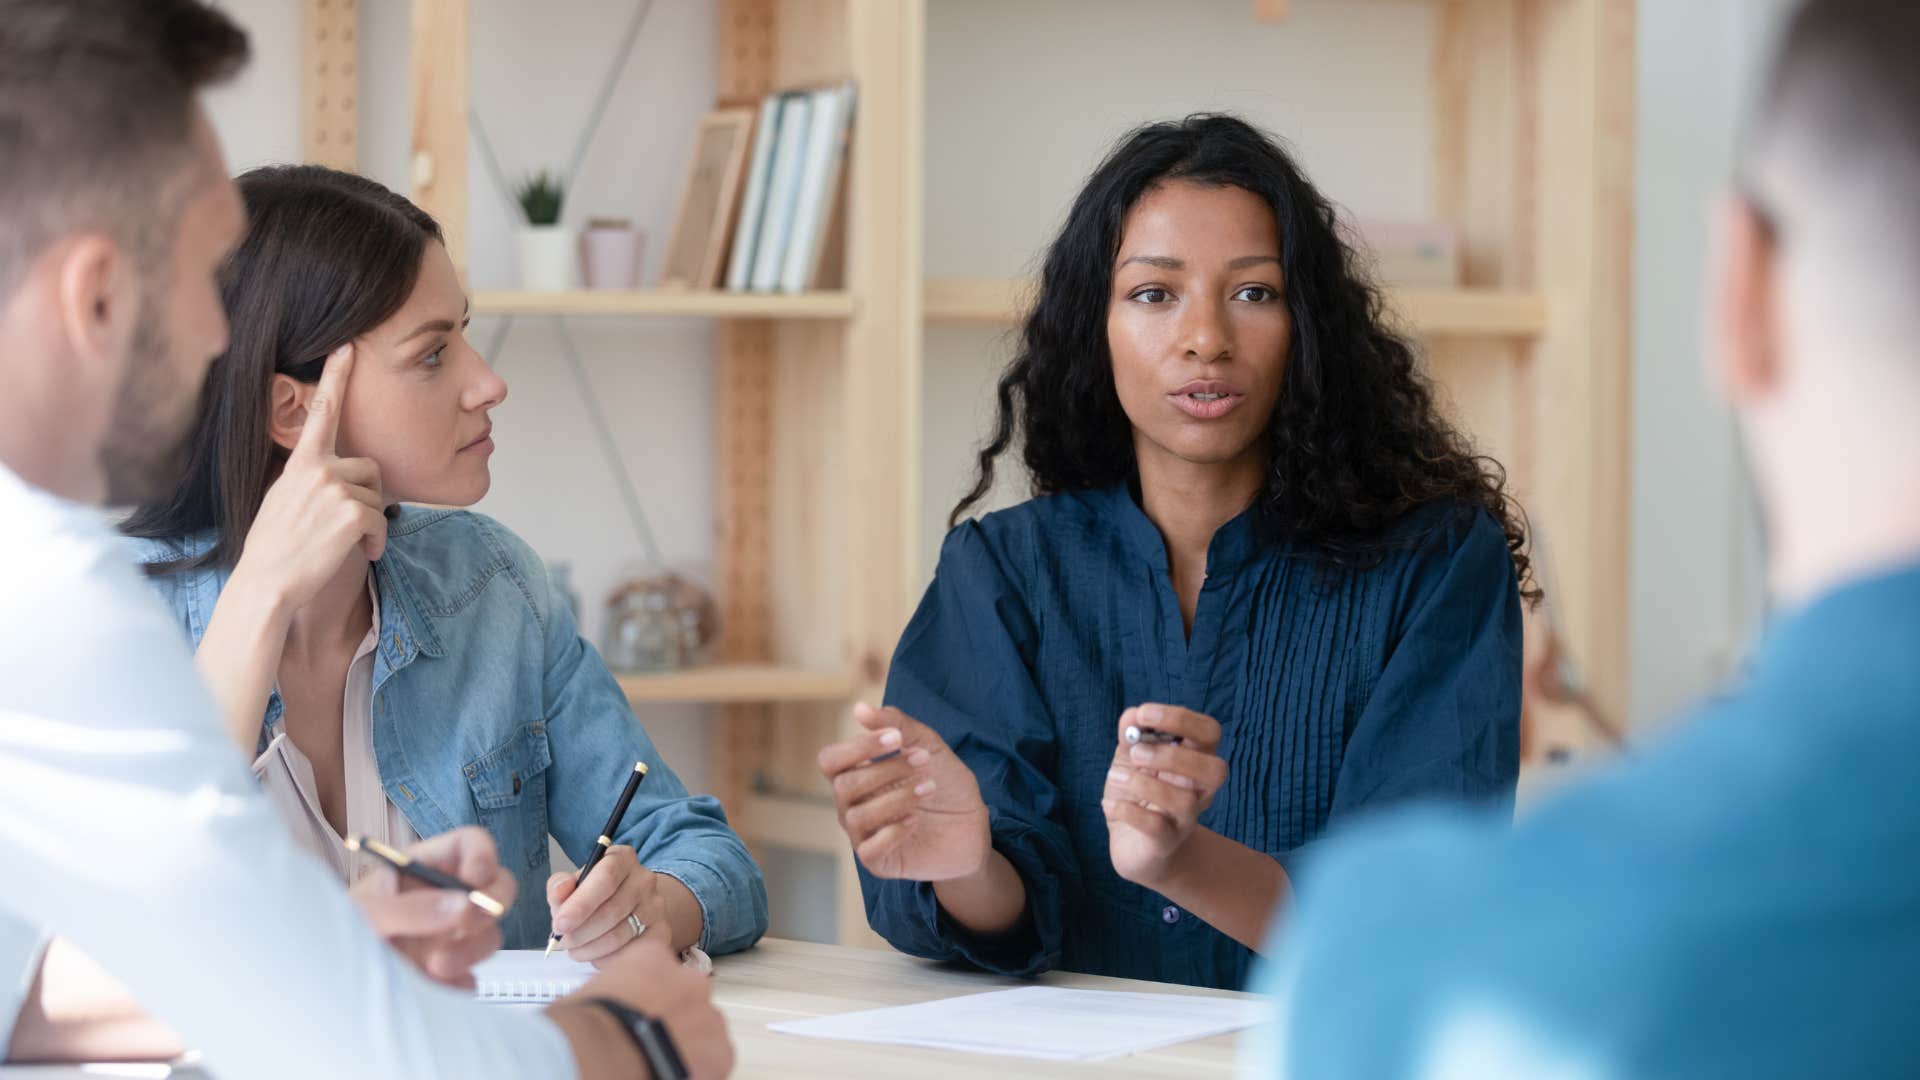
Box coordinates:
[513,169,576,291]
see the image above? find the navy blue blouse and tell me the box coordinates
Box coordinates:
[860,485,1522,990]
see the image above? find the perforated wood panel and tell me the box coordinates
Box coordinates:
[719,0,778,103]
[716,321,777,663]
[301,0,359,169]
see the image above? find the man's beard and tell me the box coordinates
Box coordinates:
[99,295,202,508]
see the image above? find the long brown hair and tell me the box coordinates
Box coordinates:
[121,165,442,572]
[953,115,1536,600]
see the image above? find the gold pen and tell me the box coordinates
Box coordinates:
[345,834,507,918]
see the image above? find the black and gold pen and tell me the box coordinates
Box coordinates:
[344,834,507,918]
[546,761,650,957]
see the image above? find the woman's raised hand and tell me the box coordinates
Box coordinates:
[817,703,992,882]
[231,343,388,609]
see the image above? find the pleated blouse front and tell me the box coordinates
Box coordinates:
[861,485,1523,990]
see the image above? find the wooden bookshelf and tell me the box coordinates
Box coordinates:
[473,289,857,320]
[923,277,1550,339]
[617,664,856,705]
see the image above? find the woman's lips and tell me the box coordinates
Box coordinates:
[1168,381,1244,420]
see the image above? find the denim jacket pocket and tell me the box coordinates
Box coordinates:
[463,720,553,873]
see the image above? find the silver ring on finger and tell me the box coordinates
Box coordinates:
[626,913,647,940]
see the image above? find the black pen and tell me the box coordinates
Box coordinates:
[547,761,650,957]
[344,834,507,918]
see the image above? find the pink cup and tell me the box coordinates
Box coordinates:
[582,223,642,290]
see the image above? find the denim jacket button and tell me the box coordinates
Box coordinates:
[1161,905,1179,925]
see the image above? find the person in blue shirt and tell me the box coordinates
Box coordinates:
[118,165,767,962]
[1256,2,1920,1075]
[818,114,1529,989]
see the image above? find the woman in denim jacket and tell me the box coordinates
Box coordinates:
[121,165,767,961]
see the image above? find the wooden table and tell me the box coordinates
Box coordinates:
[712,938,1265,1077]
[0,939,1267,1078]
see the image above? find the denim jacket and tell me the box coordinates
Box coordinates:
[125,507,768,954]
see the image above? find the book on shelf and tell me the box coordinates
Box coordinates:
[726,84,857,293]
[747,92,813,292]
[779,82,857,294]
[1343,217,1461,289]
[725,92,785,292]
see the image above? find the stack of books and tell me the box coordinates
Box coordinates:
[725,83,857,293]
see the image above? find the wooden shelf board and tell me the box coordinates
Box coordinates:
[922,278,1549,339]
[742,793,843,856]
[617,664,856,705]
[473,289,857,319]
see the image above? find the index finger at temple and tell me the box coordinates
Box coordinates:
[294,343,354,459]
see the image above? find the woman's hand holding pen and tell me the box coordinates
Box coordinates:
[230,343,389,611]
[546,853,701,966]
[349,826,515,990]
[1103,704,1229,888]
[818,703,991,882]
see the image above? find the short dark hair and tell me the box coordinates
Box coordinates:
[0,0,249,302]
[121,166,445,573]
[1739,0,1920,334]
[954,114,1535,598]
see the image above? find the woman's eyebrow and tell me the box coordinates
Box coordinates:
[1116,254,1279,271]
[398,300,473,342]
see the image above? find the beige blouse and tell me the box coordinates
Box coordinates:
[252,572,418,885]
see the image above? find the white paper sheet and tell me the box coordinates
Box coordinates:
[768,985,1267,1062]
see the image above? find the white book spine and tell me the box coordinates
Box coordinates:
[725,93,784,292]
[748,94,815,293]
[778,85,851,294]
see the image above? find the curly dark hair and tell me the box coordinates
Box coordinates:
[952,114,1536,602]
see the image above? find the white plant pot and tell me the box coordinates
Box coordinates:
[516,225,578,291]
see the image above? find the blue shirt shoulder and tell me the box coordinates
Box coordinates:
[1261,563,1920,1079]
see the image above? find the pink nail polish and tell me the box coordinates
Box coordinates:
[1108,767,1129,784]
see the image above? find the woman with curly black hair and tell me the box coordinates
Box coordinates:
[818,114,1529,990]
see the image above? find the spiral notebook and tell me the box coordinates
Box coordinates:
[472,950,597,1004]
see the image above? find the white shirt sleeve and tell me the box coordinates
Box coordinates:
[0,476,579,1080]
[0,912,48,1061]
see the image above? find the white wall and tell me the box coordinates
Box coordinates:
[1628,0,1790,729]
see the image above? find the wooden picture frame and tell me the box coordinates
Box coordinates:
[660,106,758,288]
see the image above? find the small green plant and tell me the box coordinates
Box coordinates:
[514,170,564,226]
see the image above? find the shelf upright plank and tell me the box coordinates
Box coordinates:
[301,0,359,170]
[1531,0,1636,737]
[714,0,781,866]
[1428,0,1535,498]
[409,0,470,278]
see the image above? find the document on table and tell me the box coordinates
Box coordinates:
[768,985,1267,1061]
